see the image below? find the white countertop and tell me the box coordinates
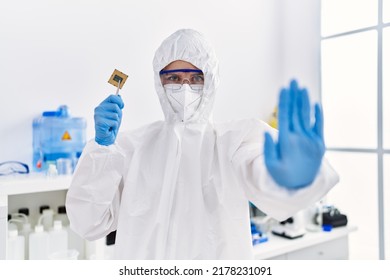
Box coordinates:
[0,174,72,195]
[253,225,358,259]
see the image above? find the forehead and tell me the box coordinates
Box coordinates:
[163,60,200,71]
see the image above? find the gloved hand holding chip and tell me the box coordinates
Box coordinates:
[108,69,128,95]
[94,69,128,146]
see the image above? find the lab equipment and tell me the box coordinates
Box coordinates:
[56,158,73,175]
[320,205,348,228]
[29,225,49,260]
[7,229,25,260]
[54,205,85,259]
[55,206,69,227]
[271,211,306,239]
[48,220,68,256]
[264,80,325,189]
[39,208,54,231]
[251,222,268,245]
[68,227,85,260]
[20,222,31,260]
[18,208,30,218]
[251,215,278,234]
[32,105,86,172]
[94,95,124,146]
[0,161,29,176]
[108,69,128,95]
[7,215,17,231]
[11,211,31,259]
[47,163,58,177]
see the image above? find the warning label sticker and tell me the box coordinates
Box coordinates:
[62,131,72,141]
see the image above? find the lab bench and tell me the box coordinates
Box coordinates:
[254,225,357,260]
[1,175,357,260]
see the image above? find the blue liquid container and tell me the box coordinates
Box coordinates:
[32,105,86,172]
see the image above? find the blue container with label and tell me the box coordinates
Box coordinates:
[32,105,86,172]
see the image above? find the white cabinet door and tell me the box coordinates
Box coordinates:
[287,236,349,260]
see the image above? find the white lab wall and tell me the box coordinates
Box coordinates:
[0,0,320,167]
[281,0,321,103]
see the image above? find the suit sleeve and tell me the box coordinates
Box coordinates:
[65,139,128,241]
[231,119,339,221]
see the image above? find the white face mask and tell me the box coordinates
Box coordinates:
[164,84,203,122]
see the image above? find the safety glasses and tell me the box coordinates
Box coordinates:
[0,161,30,176]
[160,69,204,89]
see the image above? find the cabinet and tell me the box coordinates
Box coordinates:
[254,226,357,260]
[0,175,72,259]
[1,175,357,260]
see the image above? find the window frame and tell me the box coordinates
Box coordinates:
[320,0,390,260]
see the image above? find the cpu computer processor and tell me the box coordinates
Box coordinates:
[108,69,128,89]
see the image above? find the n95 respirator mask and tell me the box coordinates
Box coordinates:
[164,84,203,122]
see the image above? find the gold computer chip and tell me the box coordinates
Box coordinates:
[108,69,128,89]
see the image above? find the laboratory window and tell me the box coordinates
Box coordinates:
[384,0,390,23]
[321,0,387,259]
[322,31,377,149]
[321,0,377,37]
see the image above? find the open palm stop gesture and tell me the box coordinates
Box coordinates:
[264,80,325,189]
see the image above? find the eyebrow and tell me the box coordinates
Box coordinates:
[159,69,203,75]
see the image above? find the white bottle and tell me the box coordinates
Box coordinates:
[20,222,32,260]
[48,220,68,256]
[8,221,18,232]
[7,229,25,260]
[54,206,69,227]
[68,228,85,260]
[29,225,49,260]
[41,209,54,231]
[47,163,58,177]
[85,237,106,260]
[55,205,85,259]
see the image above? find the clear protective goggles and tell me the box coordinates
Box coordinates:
[160,69,204,91]
[0,161,29,176]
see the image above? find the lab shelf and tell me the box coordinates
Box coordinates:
[0,174,71,196]
[0,174,72,259]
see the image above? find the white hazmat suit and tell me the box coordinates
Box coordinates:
[66,29,339,259]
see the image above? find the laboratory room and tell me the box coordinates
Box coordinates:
[0,0,389,268]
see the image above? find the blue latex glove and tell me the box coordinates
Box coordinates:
[264,80,325,189]
[94,95,124,146]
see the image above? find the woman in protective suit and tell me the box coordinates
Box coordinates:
[66,29,339,259]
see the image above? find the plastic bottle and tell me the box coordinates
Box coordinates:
[10,208,30,231]
[55,206,69,227]
[7,215,18,232]
[7,229,25,260]
[85,237,106,260]
[68,228,85,260]
[48,220,68,256]
[41,208,54,231]
[11,209,31,259]
[29,225,49,260]
[56,205,85,259]
[18,208,30,220]
[40,205,50,213]
[36,205,49,229]
[47,164,58,177]
[20,222,32,260]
